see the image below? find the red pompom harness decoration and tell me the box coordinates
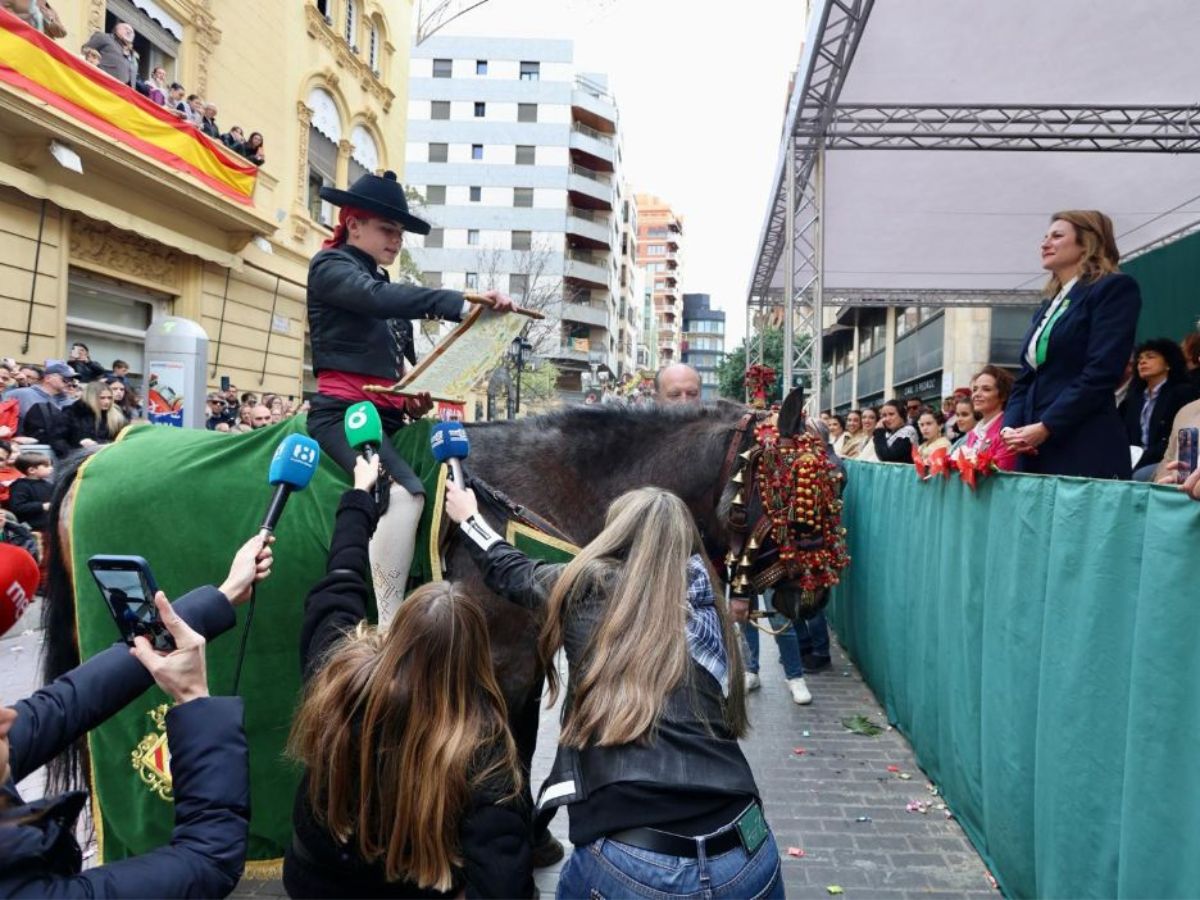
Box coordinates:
[749,421,850,594]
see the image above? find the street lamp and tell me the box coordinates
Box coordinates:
[509,335,534,415]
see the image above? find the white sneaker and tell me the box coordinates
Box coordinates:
[745,672,761,692]
[788,677,812,705]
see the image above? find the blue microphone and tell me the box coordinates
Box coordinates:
[260,434,320,535]
[430,421,469,485]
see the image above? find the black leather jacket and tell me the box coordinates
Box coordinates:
[465,538,760,815]
[307,244,466,379]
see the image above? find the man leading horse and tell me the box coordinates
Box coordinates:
[304,170,516,627]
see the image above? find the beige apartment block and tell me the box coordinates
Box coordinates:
[633,193,683,363]
[0,0,414,399]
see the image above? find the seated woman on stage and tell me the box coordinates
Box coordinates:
[953,366,1017,471]
[284,458,532,899]
[1001,210,1141,478]
[856,407,881,461]
[915,409,951,464]
[445,483,783,899]
[1120,338,1197,480]
[871,400,919,463]
[839,409,869,458]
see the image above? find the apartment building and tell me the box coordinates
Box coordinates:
[681,292,725,399]
[634,193,684,363]
[406,36,636,397]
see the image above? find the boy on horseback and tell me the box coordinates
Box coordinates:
[306,170,516,627]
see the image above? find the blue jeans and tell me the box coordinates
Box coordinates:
[797,608,831,659]
[557,826,784,899]
[741,615,803,679]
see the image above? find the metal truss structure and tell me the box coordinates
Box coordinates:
[747,2,1200,411]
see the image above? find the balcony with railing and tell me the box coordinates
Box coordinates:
[571,74,617,133]
[567,163,614,211]
[565,206,611,248]
[0,10,275,265]
[569,121,615,171]
[564,248,609,287]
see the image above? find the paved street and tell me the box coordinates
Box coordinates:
[4,604,996,898]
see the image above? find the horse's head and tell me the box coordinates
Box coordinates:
[713,388,850,618]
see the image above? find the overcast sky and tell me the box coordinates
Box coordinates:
[436,0,808,350]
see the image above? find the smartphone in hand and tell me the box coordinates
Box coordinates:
[88,555,175,652]
[1179,427,1199,484]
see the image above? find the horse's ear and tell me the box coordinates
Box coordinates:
[777,387,806,437]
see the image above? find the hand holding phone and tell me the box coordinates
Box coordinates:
[128,591,209,704]
[88,555,175,651]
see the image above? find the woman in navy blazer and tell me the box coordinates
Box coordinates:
[1001,210,1142,479]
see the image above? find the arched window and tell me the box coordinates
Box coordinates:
[307,87,342,226]
[368,22,379,73]
[344,0,357,47]
[349,125,380,184]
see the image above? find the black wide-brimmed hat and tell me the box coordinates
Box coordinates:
[319,170,431,235]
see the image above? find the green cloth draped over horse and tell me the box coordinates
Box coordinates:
[44,397,832,869]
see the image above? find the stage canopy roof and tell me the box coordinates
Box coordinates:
[748,0,1200,308]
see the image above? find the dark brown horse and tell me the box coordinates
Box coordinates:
[40,397,813,810]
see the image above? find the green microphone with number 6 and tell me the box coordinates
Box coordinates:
[344,400,384,461]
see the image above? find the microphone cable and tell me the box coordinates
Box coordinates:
[231,582,257,695]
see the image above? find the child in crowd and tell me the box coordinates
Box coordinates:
[916,409,951,464]
[9,453,53,532]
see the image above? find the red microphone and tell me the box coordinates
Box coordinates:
[0,543,39,639]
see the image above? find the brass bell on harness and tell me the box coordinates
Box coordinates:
[731,489,746,507]
[738,553,753,569]
[739,449,755,462]
[746,534,761,551]
[724,549,738,567]
[730,468,746,485]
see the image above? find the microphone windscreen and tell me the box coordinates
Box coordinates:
[0,543,39,639]
[268,434,321,489]
[344,401,384,452]
[430,421,470,463]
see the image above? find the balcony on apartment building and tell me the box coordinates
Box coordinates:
[564,247,609,287]
[569,121,615,171]
[568,163,614,210]
[0,10,274,266]
[571,74,617,136]
[565,206,612,249]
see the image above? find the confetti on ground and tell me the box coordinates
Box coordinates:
[827,886,844,895]
[886,765,900,772]
[787,847,806,858]
[841,714,883,736]
[793,747,807,755]
[985,870,999,890]
[898,773,912,780]
[855,815,872,823]
[802,730,810,737]
[927,783,940,795]
[906,800,933,814]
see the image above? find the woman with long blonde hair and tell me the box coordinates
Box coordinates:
[63,379,126,450]
[446,482,783,899]
[1001,209,1141,478]
[284,458,531,899]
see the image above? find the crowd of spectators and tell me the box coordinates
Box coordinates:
[820,327,1200,488]
[205,388,307,433]
[80,22,268,167]
[3,8,267,167]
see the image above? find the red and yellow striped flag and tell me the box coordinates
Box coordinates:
[0,8,257,203]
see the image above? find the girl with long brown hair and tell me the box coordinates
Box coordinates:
[284,457,531,899]
[446,482,783,899]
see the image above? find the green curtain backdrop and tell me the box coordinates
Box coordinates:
[1124,230,1200,341]
[828,460,1200,899]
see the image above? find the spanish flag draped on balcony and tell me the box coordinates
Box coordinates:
[0,8,256,203]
